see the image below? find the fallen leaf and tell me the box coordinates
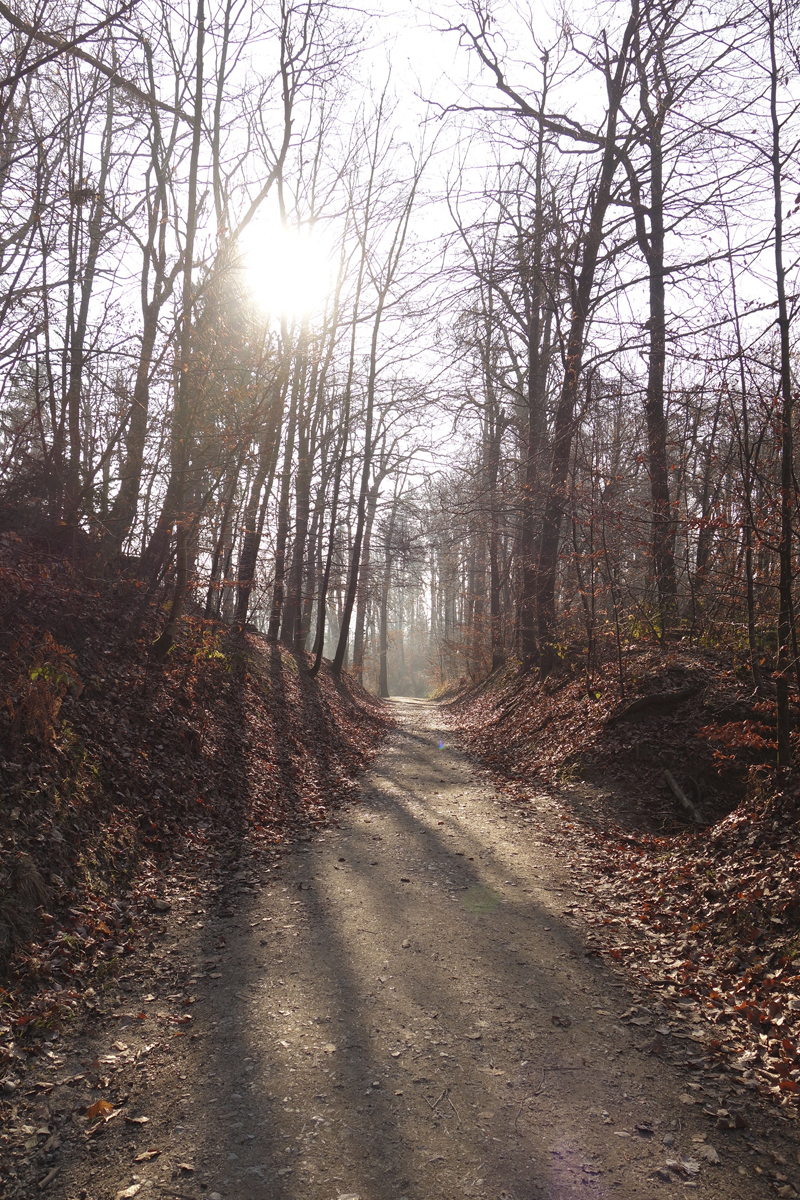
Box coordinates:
[716,1108,747,1130]
[124,1115,150,1125]
[698,1145,720,1165]
[665,1159,687,1178]
[134,1150,161,1162]
[86,1100,113,1120]
[115,1187,141,1199]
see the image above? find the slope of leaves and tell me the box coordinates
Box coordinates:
[564,780,800,1115]
[451,645,783,830]
[449,647,800,1118]
[0,530,389,1074]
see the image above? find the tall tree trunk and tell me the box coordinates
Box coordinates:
[205,464,240,618]
[517,94,552,670]
[283,359,313,646]
[351,482,380,681]
[331,127,422,675]
[64,82,114,522]
[105,37,178,554]
[487,403,504,671]
[152,0,206,660]
[768,0,794,765]
[626,10,681,632]
[267,353,301,639]
[536,10,637,673]
[309,423,348,676]
[234,379,286,625]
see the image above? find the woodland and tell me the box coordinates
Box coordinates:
[4,0,800,1170]
[0,0,798,711]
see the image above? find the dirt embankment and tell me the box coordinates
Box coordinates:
[448,651,800,1127]
[0,531,389,1069]
[450,646,785,832]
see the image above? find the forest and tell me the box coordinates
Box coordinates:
[0,0,796,720]
[0,0,797,725]
[3,0,800,1195]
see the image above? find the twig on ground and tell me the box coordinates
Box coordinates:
[37,1165,60,1190]
[664,769,704,825]
[515,1067,547,1129]
[425,1087,447,1111]
[448,1093,461,1125]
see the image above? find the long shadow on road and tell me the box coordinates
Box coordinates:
[186,700,765,1200]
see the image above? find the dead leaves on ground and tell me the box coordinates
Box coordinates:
[449,650,800,1121]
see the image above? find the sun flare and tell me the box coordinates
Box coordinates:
[243,222,333,320]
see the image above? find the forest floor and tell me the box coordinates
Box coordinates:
[4,697,799,1200]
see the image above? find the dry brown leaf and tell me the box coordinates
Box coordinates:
[86,1099,113,1120]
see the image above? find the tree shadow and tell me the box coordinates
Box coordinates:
[185,702,686,1200]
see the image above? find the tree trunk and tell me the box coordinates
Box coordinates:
[768,0,794,765]
[151,0,206,660]
[267,356,300,639]
[64,83,114,522]
[352,482,380,681]
[235,382,286,625]
[536,10,637,673]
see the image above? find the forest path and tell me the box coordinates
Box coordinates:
[53,699,776,1200]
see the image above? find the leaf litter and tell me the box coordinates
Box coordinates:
[0,539,391,1197]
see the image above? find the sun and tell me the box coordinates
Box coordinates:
[242,220,333,320]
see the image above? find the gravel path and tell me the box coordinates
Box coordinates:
[40,699,791,1199]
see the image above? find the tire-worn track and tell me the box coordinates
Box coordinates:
[46,700,788,1199]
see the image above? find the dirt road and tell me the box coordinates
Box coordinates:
[31,699,794,1199]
